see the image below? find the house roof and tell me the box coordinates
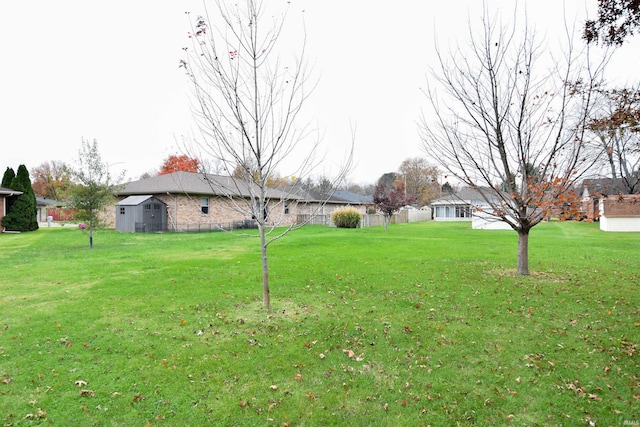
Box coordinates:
[36,197,63,207]
[431,188,490,205]
[118,172,293,199]
[332,190,373,204]
[118,195,157,206]
[297,188,369,204]
[119,172,371,205]
[0,187,22,196]
[581,178,628,196]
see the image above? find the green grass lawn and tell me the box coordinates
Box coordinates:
[0,222,638,426]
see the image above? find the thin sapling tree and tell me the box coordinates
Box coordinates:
[181,0,353,309]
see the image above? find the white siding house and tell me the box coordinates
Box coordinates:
[431,188,513,230]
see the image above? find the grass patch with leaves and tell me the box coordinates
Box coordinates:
[0,222,638,426]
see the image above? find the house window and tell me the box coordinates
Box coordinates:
[455,206,471,218]
[284,200,290,215]
[154,203,161,210]
[435,205,470,218]
[120,207,126,215]
[144,203,151,210]
[201,197,209,214]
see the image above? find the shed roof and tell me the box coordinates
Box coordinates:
[117,195,156,206]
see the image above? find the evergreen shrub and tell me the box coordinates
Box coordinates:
[330,207,361,228]
[2,165,39,232]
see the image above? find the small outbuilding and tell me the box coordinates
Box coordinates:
[116,195,167,232]
[599,194,640,232]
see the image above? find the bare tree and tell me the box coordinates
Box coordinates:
[587,85,640,193]
[181,1,352,309]
[398,157,441,207]
[419,8,608,276]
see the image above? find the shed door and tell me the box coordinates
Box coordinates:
[142,201,165,231]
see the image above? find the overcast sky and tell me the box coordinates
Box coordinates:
[1,1,638,185]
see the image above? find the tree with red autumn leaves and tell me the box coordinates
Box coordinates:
[158,154,200,175]
[373,178,414,231]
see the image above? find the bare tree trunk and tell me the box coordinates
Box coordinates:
[517,230,529,276]
[259,224,270,310]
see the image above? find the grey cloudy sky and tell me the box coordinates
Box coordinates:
[1,1,638,184]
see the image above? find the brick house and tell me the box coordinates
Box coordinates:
[111,171,368,232]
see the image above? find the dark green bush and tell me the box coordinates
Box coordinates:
[330,207,361,228]
[2,165,38,232]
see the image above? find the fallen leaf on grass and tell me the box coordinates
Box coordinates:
[318,353,326,359]
[294,373,303,381]
[343,349,355,358]
[79,389,95,397]
[2,378,11,384]
[133,393,145,402]
[24,408,47,420]
[75,380,87,387]
[269,385,278,391]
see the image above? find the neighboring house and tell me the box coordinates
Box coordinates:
[599,194,640,232]
[116,195,168,232]
[113,172,369,232]
[431,187,512,230]
[0,187,22,230]
[580,178,629,222]
[430,188,480,221]
[36,198,67,222]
